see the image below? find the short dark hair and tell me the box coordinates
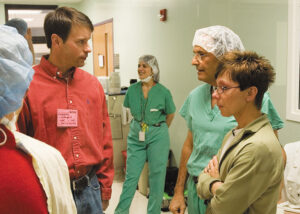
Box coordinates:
[216,51,275,109]
[44,7,94,48]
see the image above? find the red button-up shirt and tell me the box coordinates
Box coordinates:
[17,56,114,200]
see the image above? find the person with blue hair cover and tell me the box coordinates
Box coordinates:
[0,25,33,120]
[0,25,77,213]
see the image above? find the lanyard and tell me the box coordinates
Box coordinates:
[140,86,149,132]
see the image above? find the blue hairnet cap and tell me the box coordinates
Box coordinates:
[5,18,28,37]
[0,25,34,118]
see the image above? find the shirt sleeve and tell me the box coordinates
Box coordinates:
[165,89,176,114]
[202,143,279,214]
[123,89,130,108]
[96,89,114,201]
[179,94,192,131]
[261,92,284,130]
[197,171,221,200]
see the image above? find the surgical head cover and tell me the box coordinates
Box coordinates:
[139,55,160,82]
[192,25,245,58]
[0,25,34,118]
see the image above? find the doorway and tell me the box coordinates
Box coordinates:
[92,18,114,77]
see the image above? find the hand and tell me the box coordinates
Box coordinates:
[211,181,223,195]
[25,28,32,41]
[204,156,220,179]
[169,193,186,214]
[102,199,109,211]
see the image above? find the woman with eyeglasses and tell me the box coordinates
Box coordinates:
[197,51,284,214]
[169,26,284,214]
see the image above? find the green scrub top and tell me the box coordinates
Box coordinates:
[180,83,284,176]
[124,82,176,125]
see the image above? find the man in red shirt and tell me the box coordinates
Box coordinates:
[17,7,114,214]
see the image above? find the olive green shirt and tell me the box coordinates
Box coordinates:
[197,114,284,214]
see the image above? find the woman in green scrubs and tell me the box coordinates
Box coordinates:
[115,55,176,214]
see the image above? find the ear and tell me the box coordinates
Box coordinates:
[150,68,154,75]
[51,34,63,48]
[245,86,258,102]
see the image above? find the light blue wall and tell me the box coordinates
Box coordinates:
[0,0,297,166]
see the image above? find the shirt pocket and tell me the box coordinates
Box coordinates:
[148,106,164,123]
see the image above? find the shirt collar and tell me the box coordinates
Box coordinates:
[40,55,76,80]
[226,114,270,146]
[242,114,269,135]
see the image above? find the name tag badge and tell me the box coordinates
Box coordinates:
[139,131,145,141]
[57,109,78,127]
[150,108,159,112]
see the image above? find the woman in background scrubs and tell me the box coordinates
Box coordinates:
[115,55,176,214]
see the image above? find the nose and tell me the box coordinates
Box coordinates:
[85,43,91,53]
[192,55,199,65]
[212,89,220,99]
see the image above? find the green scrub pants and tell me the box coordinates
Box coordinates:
[115,121,170,214]
[187,176,207,214]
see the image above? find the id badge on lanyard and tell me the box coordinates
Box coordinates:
[139,87,149,142]
[139,131,145,141]
[139,122,148,141]
[57,109,78,127]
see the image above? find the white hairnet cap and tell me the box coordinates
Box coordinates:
[139,55,160,82]
[0,25,34,118]
[192,25,245,58]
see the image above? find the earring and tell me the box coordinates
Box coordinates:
[0,128,7,146]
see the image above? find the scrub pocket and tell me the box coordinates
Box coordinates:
[148,107,163,124]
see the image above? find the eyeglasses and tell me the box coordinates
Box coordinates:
[213,85,240,94]
[193,52,208,61]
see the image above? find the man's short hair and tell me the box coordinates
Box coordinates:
[5,18,28,36]
[216,51,275,109]
[44,7,94,48]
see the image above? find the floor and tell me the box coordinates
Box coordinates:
[106,181,287,214]
[105,181,187,214]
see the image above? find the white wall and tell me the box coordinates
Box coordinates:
[0,0,298,166]
[71,0,203,166]
[0,4,5,24]
[74,0,295,165]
